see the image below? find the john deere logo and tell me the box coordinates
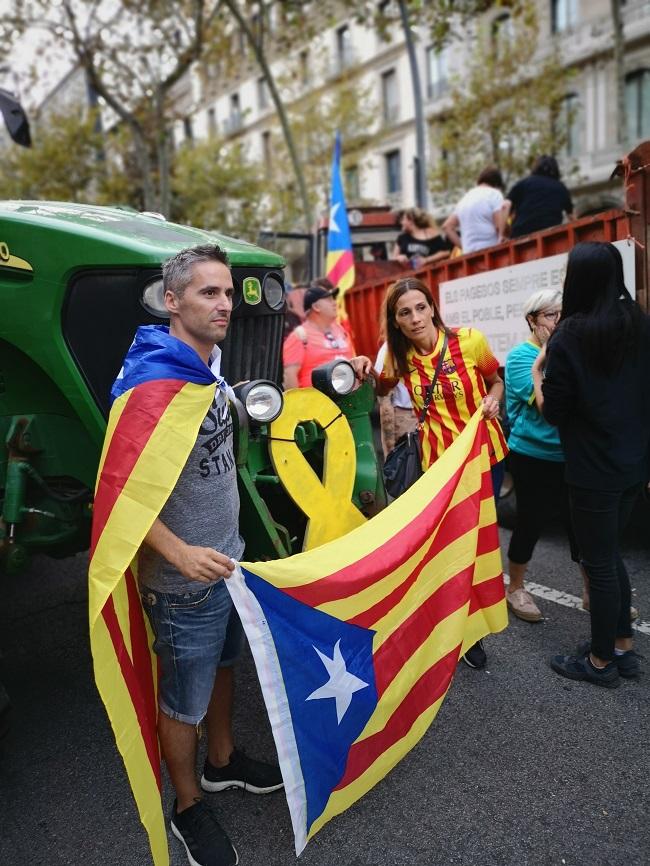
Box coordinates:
[242,276,262,305]
[0,241,33,272]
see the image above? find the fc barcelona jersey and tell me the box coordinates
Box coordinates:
[387,328,508,470]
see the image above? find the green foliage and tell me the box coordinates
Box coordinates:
[0,110,112,202]
[1,0,224,214]
[1,0,524,229]
[171,138,269,240]
[428,0,575,198]
[264,69,377,231]
[357,0,514,49]
[93,126,146,211]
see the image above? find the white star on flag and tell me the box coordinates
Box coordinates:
[329,201,340,235]
[306,639,369,724]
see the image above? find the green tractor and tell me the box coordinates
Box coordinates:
[0,201,386,579]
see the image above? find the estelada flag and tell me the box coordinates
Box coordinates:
[88,325,226,866]
[228,410,507,854]
[326,131,355,315]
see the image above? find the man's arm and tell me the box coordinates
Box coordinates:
[442,213,461,249]
[144,517,235,582]
[493,204,509,243]
[283,364,300,390]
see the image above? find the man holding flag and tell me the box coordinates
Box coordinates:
[89,244,282,866]
[89,155,508,864]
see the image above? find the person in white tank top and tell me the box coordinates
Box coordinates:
[443,166,508,254]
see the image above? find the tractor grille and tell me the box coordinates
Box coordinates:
[220,311,284,386]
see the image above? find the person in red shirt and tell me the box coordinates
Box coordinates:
[283,283,355,389]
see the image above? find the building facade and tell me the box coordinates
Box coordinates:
[177,0,650,222]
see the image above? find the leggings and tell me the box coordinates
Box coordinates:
[507,450,580,565]
[568,483,640,661]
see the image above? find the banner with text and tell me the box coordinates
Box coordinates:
[439,240,636,364]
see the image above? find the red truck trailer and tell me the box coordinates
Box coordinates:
[344,142,650,356]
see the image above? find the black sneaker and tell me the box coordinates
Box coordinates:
[201,749,284,795]
[576,640,643,680]
[550,653,620,688]
[171,798,238,866]
[461,639,487,669]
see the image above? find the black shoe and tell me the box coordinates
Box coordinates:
[550,653,620,688]
[461,639,487,669]
[201,749,284,795]
[576,640,643,680]
[171,798,238,866]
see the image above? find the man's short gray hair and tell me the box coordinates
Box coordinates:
[162,244,230,297]
[522,288,562,320]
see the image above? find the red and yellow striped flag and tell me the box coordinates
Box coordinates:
[89,327,220,866]
[228,410,508,853]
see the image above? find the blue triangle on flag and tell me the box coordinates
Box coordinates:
[241,567,378,831]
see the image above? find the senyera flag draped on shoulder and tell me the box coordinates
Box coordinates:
[229,410,507,854]
[88,325,224,866]
[326,130,355,313]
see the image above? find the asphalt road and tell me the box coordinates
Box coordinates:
[1,524,649,866]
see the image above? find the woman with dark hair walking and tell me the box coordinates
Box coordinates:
[540,241,650,687]
[351,276,508,669]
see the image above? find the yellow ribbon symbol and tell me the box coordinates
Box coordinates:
[269,388,366,551]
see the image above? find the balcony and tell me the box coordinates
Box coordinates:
[550,2,650,67]
[328,46,358,79]
[382,106,400,128]
[222,113,243,136]
[426,78,449,103]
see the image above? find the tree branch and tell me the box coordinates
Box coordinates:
[222,0,312,232]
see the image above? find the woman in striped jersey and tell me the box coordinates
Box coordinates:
[351,276,507,670]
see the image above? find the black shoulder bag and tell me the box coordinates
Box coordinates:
[382,332,449,499]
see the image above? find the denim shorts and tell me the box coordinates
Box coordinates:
[140,580,244,725]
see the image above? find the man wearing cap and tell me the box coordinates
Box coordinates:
[283,278,356,390]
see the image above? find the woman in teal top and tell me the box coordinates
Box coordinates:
[504,289,581,622]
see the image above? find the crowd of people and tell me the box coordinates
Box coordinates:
[349,242,648,687]
[279,159,647,688]
[280,170,648,688]
[376,155,575,262]
[96,152,648,866]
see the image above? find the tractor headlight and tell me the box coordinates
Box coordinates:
[236,380,284,423]
[263,272,285,310]
[141,276,168,318]
[311,360,356,397]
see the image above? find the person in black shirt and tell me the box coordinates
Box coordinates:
[506,155,574,239]
[391,207,453,268]
[538,242,649,688]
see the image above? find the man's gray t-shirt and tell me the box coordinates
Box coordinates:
[138,381,244,595]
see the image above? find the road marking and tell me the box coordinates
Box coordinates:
[524,581,650,637]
